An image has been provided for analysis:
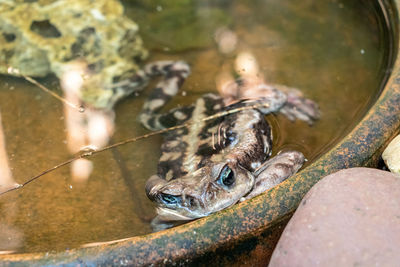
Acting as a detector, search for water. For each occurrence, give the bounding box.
[0,0,394,253]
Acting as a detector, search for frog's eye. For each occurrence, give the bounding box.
[160,193,180,205]
[218,165,235,187]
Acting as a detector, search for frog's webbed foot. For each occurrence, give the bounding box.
[221,80,319,124]
[276,86,320,125]
[241,151,305,201]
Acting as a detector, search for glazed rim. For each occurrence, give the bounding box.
[2,0,400,265]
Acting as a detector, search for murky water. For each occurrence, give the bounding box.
[0,0,394,253]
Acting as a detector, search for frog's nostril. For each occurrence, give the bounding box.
[184,196,202,210]
[187,196,196,207]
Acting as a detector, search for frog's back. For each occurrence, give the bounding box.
[157,94,272,182]
[157,94,224,180]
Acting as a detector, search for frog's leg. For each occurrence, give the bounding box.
[108,70,149,106]
[272,84,320,125]
[241,150,305,201]
[138,61,193,130]
[224,79,320,125]
[109,60,189,109]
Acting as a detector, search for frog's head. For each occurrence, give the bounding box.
[145,160,255,224]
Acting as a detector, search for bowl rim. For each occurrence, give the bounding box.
[2,0,400,265]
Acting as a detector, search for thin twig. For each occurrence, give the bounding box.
[0,102,270,196]
[7,66,84,112]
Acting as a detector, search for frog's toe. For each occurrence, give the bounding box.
[280,91,320,124]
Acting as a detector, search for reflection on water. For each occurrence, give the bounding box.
[0,0,394,253]
[61,61,115,181]
[214,27,238,55]
[0,113,23,254]
[0,113,17,191]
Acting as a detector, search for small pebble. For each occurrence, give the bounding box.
[382,134,400,173]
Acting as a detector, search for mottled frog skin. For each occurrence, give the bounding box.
[137,61,319,230]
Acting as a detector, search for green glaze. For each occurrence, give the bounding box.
[125,1,231,51]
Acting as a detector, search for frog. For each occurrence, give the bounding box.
[138,61,320,231]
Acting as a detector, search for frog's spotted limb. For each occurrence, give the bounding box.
[109,61,190,112]
[137,61,191,130]
[272,84,320,125]
[222,79,320,124]
[240,150,305,201]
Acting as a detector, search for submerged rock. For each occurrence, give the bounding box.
[269,167,400,267]
[0,0,147,108]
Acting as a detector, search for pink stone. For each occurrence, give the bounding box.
[269,167,400,267]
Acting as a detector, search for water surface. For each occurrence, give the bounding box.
[0,0,393,253]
